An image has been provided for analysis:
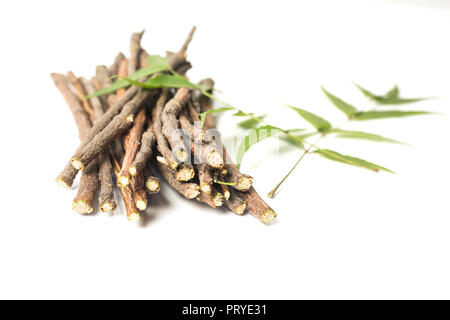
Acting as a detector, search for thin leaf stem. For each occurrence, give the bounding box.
[267,134,323,198]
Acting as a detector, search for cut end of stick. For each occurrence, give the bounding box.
[186,185,201,199]
[118,175,130,187]
[213,192,224,207]
[126,114,135,123]
[206,150,224,168]
[175,167,195,181]
[71,158,84,171]
[223,190,231,200]
[127,212,141,221]
[136,199,148,211]
[100,201,116,213]
[200,183,212,194]
[236,176,253,192]
[56,177,71,189]
[146,178,161,194]
[235,202,247,215]
[72,200,93,215]
[261,210,277,224]
[175,149,188,163]
[129,165,137,176]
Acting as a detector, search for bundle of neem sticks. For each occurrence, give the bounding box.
[52,27,276,224]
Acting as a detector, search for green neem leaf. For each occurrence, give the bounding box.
[354,110,433,120]
[236,125,282,169]
[237,114,267,129]
[147,54,171,70]
[124,74,199,89]
[286,105,332,132]
[331,129,406,144]
[354,83,429,105]
[385,85,399,99]
[85,55,171,98]
[233,111,252,117]
[198,107,235,127]
[321,86,358,117]
[314,149,394,173]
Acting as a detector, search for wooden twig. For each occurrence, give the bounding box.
[109,52,126,76]
[153,89,178,169]
[118,108,146,186]
[51,73,91,188]
[197,164,213,194]
[224,192,247,215]
[111,154,140,221]
[71,90,150,170]
[197,190,224,208]
[143,166,161,194]
[154,159,200,199]
[161,88,190,162]
[129,124,156,177]
[81,78,116,212]
[236,187,276,224]
[131,171,147,211]
[128,30,145,75]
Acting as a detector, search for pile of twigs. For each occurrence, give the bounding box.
[52,28,276,224]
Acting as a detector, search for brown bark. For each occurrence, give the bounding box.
[224,192,247,215]
[197,164,213,194]
[66,73,100,214]
[118,108,146,186]
[197,191,224,209]
[128,30,144,75]
[111,153,140,221]
[129,124,156,177]
[161,88,190,162]
[67,71,95,119]
[51,73,91,187]
[71,90,150,170]
[116,58,129,98]
[81,78,116,212]
[131,171,147,211]
[109,52,126,76]
[236,187,276,224]
[153,89,178,169]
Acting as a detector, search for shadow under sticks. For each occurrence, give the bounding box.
[138,189,170,227]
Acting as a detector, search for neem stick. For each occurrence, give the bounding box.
[81,78,117,213]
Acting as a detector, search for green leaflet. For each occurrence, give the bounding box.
[354,83,429,105]
[85,55,171,98]
[233,111,251,117]
[237,114,267,129]
[123,74,199,89]
[286,105,332,132]
[147,54,171,70]
[354,110,432,120]
[236,125,282,169]
[385,85,399,99]
[321,86,358,117]
[331,129,406,144]
[198,107,235,127]
[314,149,394,173]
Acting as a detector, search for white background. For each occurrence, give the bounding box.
[0,0,449,299]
